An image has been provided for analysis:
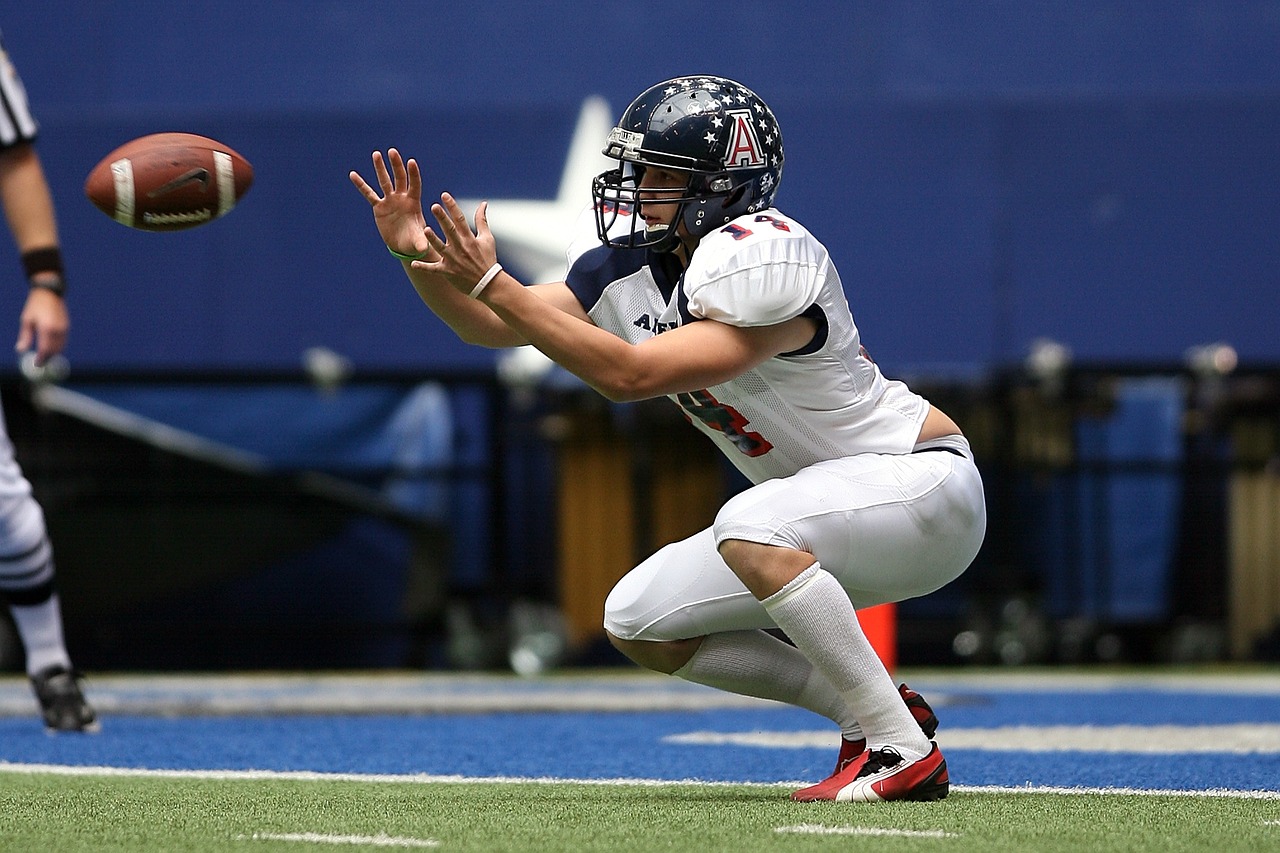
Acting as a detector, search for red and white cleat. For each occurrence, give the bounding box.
[791,736,870,803]
[790,683,939,803]
[827,743,950,803]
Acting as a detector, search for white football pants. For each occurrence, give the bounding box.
[604,436,987,641]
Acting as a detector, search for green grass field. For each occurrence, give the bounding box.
[3,770,1278,852]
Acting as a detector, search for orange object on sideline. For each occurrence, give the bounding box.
[857,603,897,673]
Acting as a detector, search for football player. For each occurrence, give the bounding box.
[352,75,985,802]
[0,30,98,733]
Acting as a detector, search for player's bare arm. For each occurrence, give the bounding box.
[0,143,68,364]
[488,289,816,402]
[351,150,586,348]
[418,191,815,402]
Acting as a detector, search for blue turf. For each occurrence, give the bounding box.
[2,686,1279,792]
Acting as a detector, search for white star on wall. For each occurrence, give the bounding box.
[457,96,615,285]
[455,97,617,387]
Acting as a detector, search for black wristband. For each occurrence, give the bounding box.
[21,246,64,279]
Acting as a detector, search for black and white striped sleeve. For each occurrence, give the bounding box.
[0,35,39,149]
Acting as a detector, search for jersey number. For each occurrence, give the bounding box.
[720,215,792,240]
[675,390,773,457]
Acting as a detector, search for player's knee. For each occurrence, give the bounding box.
[711,481,804,552]
[605,631,703,674]
[602,574,647,641]
[717,538,817,600]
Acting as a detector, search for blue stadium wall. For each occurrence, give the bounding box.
[1,3,1277,668]
[2,1,1277,374]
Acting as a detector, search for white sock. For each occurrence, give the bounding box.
[673,629,861,737]
[9,594,73,676]
[761,563,929,760]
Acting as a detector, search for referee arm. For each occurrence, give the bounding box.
[1,39,69,365]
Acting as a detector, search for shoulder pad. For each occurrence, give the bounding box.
[685,212,826,326]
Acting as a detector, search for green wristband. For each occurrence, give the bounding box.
[388,245,428,261]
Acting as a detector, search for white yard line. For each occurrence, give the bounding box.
[241,833,439,848]
[776,824,958,838]
[2,761,1278,799]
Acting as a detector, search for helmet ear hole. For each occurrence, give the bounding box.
[723,184,748,209]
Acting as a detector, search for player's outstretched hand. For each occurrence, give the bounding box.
[349,149,438,261]
[415,193,500,297]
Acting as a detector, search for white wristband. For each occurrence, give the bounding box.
[469,263,503,299]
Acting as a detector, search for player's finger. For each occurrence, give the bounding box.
[416,227,442,261]
[439,193,471,231]
[14,323,31,354]
[389,148,408,187]
[422,226,447,252]
[410,253,450,278]
[348,170,380,203]
[37,333,64,366]
[430,201,459,237]
[372,150,393,191]
[473,201,491,238]
[406,159,422,197]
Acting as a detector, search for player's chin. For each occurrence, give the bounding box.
[645,225,685,254]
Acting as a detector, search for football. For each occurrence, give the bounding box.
[84,132,253,231]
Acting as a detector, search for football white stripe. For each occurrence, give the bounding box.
[110,158,135,227]
[214,150,234,216]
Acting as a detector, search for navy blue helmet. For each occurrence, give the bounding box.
[592,76,784,252]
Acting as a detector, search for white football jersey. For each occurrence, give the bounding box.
[565,208,930,484]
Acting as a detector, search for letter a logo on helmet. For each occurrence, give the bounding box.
[725,110,764,168]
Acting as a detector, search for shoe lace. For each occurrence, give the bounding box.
[856,747,905,778]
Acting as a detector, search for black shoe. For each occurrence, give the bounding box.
[30,666,100,734]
